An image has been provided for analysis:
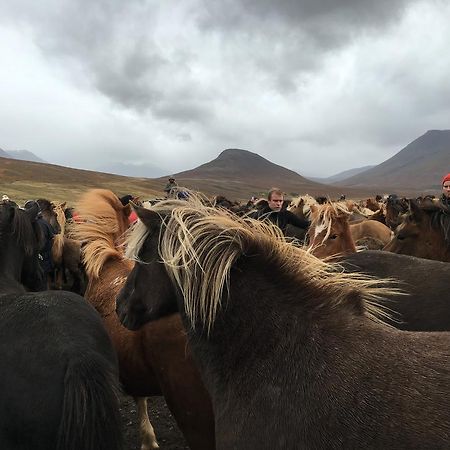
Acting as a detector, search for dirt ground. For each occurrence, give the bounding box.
[119,393,190,450]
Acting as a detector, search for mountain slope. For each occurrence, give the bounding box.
[338,130,450,191]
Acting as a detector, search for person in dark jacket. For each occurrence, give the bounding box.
[442,173,450,207]
[251,188,310,234]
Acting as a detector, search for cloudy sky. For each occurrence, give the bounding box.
[1,0,449,177]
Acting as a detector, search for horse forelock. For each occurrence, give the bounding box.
[129,197,397,335]
[310,203,351,244]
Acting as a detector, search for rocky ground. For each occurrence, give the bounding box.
[119,393,189,450]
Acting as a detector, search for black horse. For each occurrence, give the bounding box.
[0,202,123,450]
[342,250,450,331]
[117,200,450,449]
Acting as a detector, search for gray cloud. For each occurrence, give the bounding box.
[0,0,449,178]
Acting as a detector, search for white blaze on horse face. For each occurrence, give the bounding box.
[314,222,327,239]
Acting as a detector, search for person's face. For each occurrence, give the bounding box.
[268,193,284,211]
[443,181,450,198]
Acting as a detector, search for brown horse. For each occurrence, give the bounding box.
[308,203,390,258]
[73,189,214,450]
[384,198,450,261]
[116,198,450,449]
[51,202,85,294]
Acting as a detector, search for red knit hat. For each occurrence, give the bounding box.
[442,173,450,185]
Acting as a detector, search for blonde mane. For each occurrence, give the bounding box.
[72,189,130,278]
[52,203,66,265]
[310,202,352,245]
[126,197,397,334]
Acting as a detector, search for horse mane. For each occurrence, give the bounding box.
[126,197,396,334]
[310,202,351,245]
[72,189,130,278]
[52,203,66,264]
[1,205,42,257]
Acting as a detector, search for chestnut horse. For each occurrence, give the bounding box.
[73,189,214,450]
[384,198,450,261]
[51,202,85,294]
[308,203,390,259]
[117,198,450,449]
[0,201,123,450]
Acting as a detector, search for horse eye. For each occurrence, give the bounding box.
[396,233,406,241]
[329,234,338,240]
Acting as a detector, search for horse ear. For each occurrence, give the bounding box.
[60,201,67,209]
[133,205,162,231]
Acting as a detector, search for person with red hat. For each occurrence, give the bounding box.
[441,173,450,206]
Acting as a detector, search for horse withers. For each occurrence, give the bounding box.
[0,202,123,450]
[117,198,450,449]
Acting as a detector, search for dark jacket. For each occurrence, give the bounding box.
[251,205,310,234]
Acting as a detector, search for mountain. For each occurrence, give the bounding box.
[337,130,450,192]
[0,148,10,158]
[309,165,375,184]
[159,148,375,199]
[7,150,46,163]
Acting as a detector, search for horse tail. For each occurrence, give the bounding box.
[57,355,124,450]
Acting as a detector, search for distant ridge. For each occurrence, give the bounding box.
[310,165,375,184]
[0,148,45,163]
[338,130,450,192]
[7,150,46,163]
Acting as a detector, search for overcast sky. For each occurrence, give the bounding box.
[1,0,449,177]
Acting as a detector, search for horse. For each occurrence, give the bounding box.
[36,198,61,234]
[51,202,86,294]
[72,189,214,450]
[384,198,450,262]
[385,194,409,230]
[308,203,389,259]
[0,202,123,450]
[341,250,450,331]
[116,198,450,449]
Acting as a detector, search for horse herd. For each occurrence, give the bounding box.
[1,189,450,449]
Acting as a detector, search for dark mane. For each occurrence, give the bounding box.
[3,206,42,257]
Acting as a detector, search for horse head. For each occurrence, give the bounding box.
[307,203,356,259]
[384,199,450,261]
[116,205,177,330]
[37,198,61,234]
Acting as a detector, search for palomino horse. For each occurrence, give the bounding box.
[342,250,450,331]
[384,198,450,261]
[308,203,391,258]
[117,198,450,449]
[0,202,123,450]
[51,202,85,294]
[73,189,214,450]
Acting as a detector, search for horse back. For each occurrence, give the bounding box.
[0,291,122,450]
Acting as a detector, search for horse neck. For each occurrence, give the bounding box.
[0,240,26,293]
[184,255,366,394]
